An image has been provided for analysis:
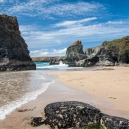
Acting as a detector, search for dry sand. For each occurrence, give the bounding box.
[47,66,129,113]
[48,67,129,112]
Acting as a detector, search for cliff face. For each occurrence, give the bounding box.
[84,36,129,66]
[0,14,36,71]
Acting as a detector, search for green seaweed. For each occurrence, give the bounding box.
[0,14,8,20]
[85,124,105,129]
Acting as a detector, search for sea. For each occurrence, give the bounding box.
[0,61,96,120]
[35,61,83,70]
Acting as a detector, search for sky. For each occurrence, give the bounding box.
[0,0,129,57]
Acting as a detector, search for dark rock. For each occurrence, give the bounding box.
[101,114,129,129]
[32,36,129,67]
[66,40,86,64]
[32,56,66,65]
[44,101,101,128]
[0,14,36,71]
[49,57,60,65]
[75,59,86,67]
[84,36,129,66]
[17,106,36,112]
[28,117,44,127]
[84,46,115,66]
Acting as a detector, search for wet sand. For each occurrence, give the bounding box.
[0,67,129,129]
[0,74,115,129]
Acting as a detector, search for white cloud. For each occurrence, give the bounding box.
[0,0,5,2]
[53,48,67,54]
[106,21,124,25]
[20,19,129,50]
[30,48,67,57]
[0,0,19,3]
[19,25,39,32]
[55,17,97,27]
[5,1,104,18]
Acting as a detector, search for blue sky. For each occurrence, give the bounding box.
[0,0,129,57]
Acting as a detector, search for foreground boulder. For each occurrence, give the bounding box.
[44,101,101,128]
[0,14,36,71]
[101,114,129,129]
[29,101,129,129]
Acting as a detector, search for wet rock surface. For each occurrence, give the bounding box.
[28,101,129,129]
[44,101,101,128]
[28,117,44,127]
[101,114,129,129]
[0,14,36,71]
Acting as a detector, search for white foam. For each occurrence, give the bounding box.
[36,61,83,70]
[59,61,68,67]
[0,80,54,120]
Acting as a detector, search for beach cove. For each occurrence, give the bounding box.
[1,0,129,128]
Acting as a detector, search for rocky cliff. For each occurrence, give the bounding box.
[84,36,129,66]
[0,14,36,71]
[33,36,129,67]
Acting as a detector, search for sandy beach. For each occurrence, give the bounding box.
[47,66,129,113]
[0,67,129,129]
[0,74,108,129]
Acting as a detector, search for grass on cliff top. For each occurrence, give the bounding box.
[85,124,104,129]
[102,36,129,56]
[0,14,8,19]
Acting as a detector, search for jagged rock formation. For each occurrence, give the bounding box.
[0,14,36,71]
[32,36,129,67]
[65,37,129,67]
[65,40,86,66]
[84,36,129,66]
[29,101,129,129]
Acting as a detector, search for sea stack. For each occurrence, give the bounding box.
[66,40,86,62]
[0,14,36,71]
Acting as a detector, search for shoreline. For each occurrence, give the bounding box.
[0,71,55,121]
[0,73,109,129]
[0,67,129,128]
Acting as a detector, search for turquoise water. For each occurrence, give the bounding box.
[34,61,101,71]
[35,61,69,70]
[35,62,50,67]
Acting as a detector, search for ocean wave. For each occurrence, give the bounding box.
[0,79,54,120]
